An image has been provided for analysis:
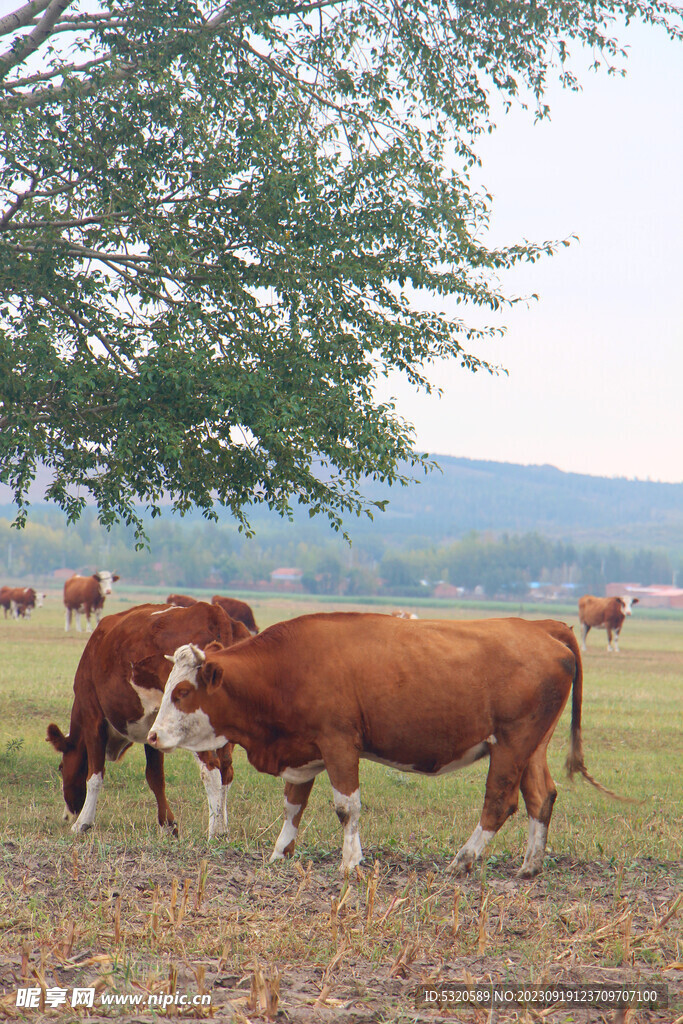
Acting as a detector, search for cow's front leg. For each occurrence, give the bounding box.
[73,722,108,833]
[606,627,614,652]
[270,778,315,862]
[145,744,178,836]
[194,747,232,839]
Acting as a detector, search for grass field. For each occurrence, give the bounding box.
[0,591,681,1022]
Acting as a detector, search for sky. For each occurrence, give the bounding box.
[377,22,683,484]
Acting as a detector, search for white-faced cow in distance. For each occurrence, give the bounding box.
[211,595,259,634]
[47,602,251,837]
[148,613,621,878]
[64,571,119,632]
[0,586,45,619]
[578,595,639,653]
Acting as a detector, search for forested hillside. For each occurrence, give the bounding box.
[1,457,681,595]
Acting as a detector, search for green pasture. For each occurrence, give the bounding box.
[0,592,681,1022]
[0,591,680,866]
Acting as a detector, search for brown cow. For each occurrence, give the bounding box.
[11,587,45,618]
[211,595,259,634]
[0,586,45,618]
[167,594,198,607]
[47,602,250,837]
[578,595,639,652]
[148,613,616,878]
[64,571,119,632]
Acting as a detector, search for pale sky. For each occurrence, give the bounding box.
[378,22,683,484]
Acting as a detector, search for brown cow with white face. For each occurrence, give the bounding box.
[211,595,259,634]
[0,586,44,618]
[64,571,119,631]
[148,613,615,878]
[47,602,250,837]
[578,595,639,652]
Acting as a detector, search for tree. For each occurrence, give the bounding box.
[1,0,680,542]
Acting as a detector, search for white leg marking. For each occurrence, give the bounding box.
[65,609,71,632]
[518,817,549,877]
[194,754,227,839]
[269,799,302,862]
[72,772,103,833]
[332,787,362,872]
[450,822,495,873]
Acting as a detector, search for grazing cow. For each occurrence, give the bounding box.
[391,609,418,620]
[167,594,198,607]
[47,602,251,837]
[578,595,639,652]
[211,595,259,634]
[64,571,119,631]
[148,613,618,878]
[0,586,44,618]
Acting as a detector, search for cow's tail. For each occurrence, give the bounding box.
[563,628,634,803]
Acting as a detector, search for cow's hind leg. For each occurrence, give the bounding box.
[270,778,315,862]
[324,752,363,873]
[580,622,590,651]
[518,747,557,878]
[450,745,523,874]
[145,744,178,836]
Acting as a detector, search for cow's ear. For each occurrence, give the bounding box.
[113,575,120,582]
[632,598,639,605]
[199,662,223,694]
[47,723,74,753]
[205,640,223,654]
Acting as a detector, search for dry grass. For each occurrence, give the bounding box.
[0,592,681,1021]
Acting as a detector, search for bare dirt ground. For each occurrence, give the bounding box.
[0,841,680,1023]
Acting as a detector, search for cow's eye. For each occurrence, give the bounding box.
[173,685,192,703]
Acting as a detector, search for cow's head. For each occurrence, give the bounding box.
[147,644,225,753]
[95,571,119,596]
[619,596,639,615]
[46,724,87,818]
[35,592,46,607]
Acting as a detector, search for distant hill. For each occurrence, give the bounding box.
[2,456,682,552]
[349,456,683,549]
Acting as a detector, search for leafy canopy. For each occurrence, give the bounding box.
[1,0,680,542]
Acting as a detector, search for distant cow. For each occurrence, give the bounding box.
[166,594,198,607]
[578,595,639,652]
[64,571,119,631]
[0,586,44,619]
[148,613,619,878]
[47,602,251,837]
[391,609,418,620]
[211,595,259,634]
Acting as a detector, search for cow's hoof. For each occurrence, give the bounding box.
[448,854,474,876]
[516,864,541,879]
[72,821,92,834]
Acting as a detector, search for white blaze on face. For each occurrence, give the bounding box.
[622,597,635,615]
[148,644,223,752]
[97,571,115,596]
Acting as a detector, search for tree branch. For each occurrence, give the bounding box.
[0,0,52,38]
[0,0,76,81]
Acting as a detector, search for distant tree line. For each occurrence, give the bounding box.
[1,509,678,599]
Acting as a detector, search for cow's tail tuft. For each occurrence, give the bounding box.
[564,630,635,804]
